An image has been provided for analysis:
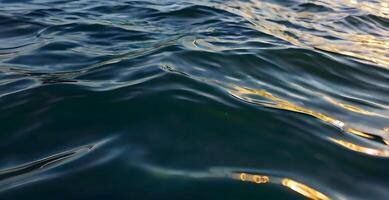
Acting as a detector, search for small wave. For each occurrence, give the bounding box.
[133,162,332,200]
[0,138,111,192]
[0,0,388,199]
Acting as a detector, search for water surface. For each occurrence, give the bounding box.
[0,0,389,199]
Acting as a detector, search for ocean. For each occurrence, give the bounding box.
[0,0,388,199]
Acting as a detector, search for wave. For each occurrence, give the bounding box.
[0,0,388,199]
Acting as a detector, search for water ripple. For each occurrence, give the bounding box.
[0,138,111,192]
[0,0,389,199]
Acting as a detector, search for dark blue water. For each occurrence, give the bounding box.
[1,0,389,199]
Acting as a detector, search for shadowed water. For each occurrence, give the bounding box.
[0,0,388,199]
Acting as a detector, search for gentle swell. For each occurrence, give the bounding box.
[0,0,388,199]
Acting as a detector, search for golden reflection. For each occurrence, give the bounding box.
[203,0,389,68]
[232,172,331,200]
[140,163,333,199]
[230,86,346,129]
[229,86,389,151]
[240,172,247,181]
[141,159,332,199]
[324,96,386,118]
[330,138,389,157]
[282,178,331,200]
[317,0,389,19]
[238,173,269,184]
[346,128,374,139]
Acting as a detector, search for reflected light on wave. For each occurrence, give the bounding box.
[203,0,389,68]
[237,172,269,184]
[138,163,331,200]
[316,0,389,19]
[281,178,331,200]
[233,172,330,200]
[160,63,389,157]
[324,96,387,119]
[330,138,389,157]
[232,172,330,200]
[229,86,389,156]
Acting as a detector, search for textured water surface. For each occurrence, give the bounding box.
[0,0,389,199]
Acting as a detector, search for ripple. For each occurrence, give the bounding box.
[196,0,389,68]
[330,138,389,157]
[135,163,332,200]
[0,0,389,199]
[159,63,389,157]
[0,138,110,192]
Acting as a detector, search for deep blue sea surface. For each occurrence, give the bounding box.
[0,0,389,199]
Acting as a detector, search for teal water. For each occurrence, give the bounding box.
[0,0,389,199]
